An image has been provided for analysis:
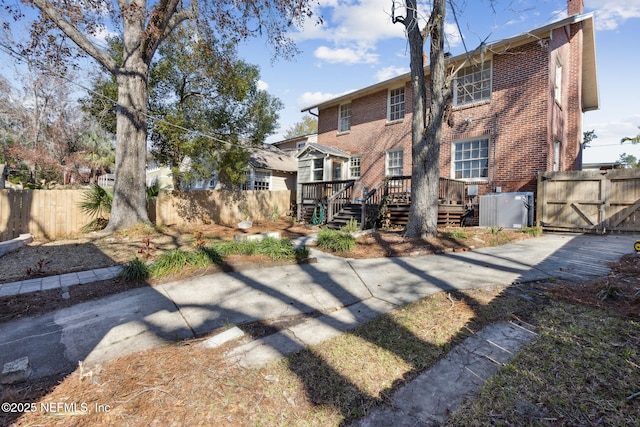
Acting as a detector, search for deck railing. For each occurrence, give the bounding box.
[300,179,355,203]
[382,176,465,205]
[326,181,354,223]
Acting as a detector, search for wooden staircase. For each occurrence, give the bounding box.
[298,176,469,229]
[325,203,362,229]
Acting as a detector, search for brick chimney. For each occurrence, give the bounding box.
[567,0,584,15]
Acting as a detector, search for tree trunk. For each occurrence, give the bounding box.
[403,0,448,238]
[105,12,151,231]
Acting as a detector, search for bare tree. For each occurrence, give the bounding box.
[393,0,451,238]
[4,0,317,231]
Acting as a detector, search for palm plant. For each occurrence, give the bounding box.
[79,183,113,231]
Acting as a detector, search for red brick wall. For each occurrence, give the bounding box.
[316,23,584,198]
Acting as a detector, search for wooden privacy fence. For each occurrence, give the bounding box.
[1,189,295,241]
[154,190,294,227]
[537,169,640,233]
[0,189,95,241]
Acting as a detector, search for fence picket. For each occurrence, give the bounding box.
[0,189,295,241]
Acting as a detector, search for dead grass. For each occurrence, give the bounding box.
[2,228,639,426]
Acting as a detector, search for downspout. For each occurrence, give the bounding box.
[492,113,498,192]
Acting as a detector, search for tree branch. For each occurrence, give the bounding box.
[30,0,117,73]
[144,0,193,62]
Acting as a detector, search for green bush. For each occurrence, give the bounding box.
[212,237,308,261]
[520,226,543,237]
[316,228,356,253]
[445,230,468,240]
[122,258,149,281]
[340,217,360,233]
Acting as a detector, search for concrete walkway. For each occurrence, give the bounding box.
[0,232,636,424]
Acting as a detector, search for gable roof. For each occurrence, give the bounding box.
[249,144,298,173]
[272,133,318,148]
[296,143,351,159]
[302,13,598,113]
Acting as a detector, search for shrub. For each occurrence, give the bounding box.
[316,228,356,253]
[340,217,360,233]
[148,249,211,278]
[520,226,543,237]
[122,258,149,281]
[211,237,308,261]
[445,230,468,240]
[257,237,296,260]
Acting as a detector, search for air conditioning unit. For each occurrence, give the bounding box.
[479,192,534,228]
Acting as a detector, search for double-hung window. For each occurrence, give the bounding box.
[312,158,324,181]
[454,61,492,106]
[554,59,563,104]
[349,156,361,179]
[386,149,403,176]
[453,138,489,180]
[388,87,405,122]
[338,103,351,133]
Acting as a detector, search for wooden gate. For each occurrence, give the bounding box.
[537,169,640,233]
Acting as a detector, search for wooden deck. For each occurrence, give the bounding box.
[299,176,469,228]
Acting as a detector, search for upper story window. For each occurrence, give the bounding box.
[296,141,307,151]
[338,103,351,133]
[388,87,405,122]
[349,156,361,178]
[554,59,563,104]
[453,137,489,180]
[386,149,404,176]
[454,61,492,106]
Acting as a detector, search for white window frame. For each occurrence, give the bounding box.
[296,141,307,151]
[312,158,324,182]
[387,87,405,122]
[452,137,490,181]
[386,149,404,177]
[554,59,563,104]
[454,61,492,106]
[252,169,271,190]
[241,168,271,190]
[338,102,351,133]
[349,156,361,179]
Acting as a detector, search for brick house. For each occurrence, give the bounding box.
[298,0,598,226]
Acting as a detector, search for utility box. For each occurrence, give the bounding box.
[479,192,534,228]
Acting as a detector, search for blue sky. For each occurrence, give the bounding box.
[237,0,640,165]
[1,1,638,165]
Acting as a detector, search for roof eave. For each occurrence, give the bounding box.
[581,15,599,111]
[302,13,599,113]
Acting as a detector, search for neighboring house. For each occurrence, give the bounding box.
[582,162,623,171]
[300,0,598,209]
[146,160,174,189]
[272,133,318,154]
[177,143,298,191]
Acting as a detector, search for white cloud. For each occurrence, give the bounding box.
[375,65,408,81]
[257,80,269,91]
[90,25,118,45]
[314,45,379,64]
[295,0,404,45]
[590,115,640,142]
[297,90,355,109]
[586,0,640,30]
